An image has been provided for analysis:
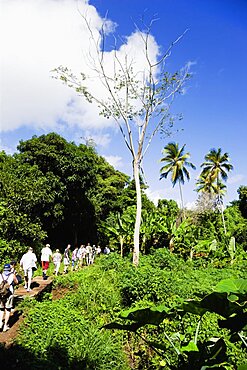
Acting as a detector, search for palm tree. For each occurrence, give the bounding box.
[196,173,227,218]
[200,148,233,186]
[199,148,233,234]
[160,142,196,217]
[196,172,227,195]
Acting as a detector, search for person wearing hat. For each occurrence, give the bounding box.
[20,247,37,292]
[0,263,18,332]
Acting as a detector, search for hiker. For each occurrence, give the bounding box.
[92,245,97,263]
[85,243,93,265]
[103,246,110,255]
[10,260,17,274]
[0,263,18,332]
[9,260,22,313]
[71,247,78,271]
[41,243,53,280]
[52,249,62,276]
[96,245,101,255]
[63,244,71,274]
[20,247,37,292]
[77,245,86,267]
[10,260,22,285]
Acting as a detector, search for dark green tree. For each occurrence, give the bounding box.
[160,142,196,217]
[238,185,247,219]
[16,133,129,247]
[0,151,54,259]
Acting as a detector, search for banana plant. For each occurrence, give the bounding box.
[102,207,135,256]
[140,210,162,253]
[104,279,247,370]
[228,236,236,264]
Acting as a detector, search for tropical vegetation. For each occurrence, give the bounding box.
[0,133,246,369]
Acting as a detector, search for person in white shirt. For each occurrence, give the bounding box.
[20,247,37,292]
[52,249,62,276]
[0,263,18,332]
[86,243,93,265]
[77,245,86,268]
[41,243,53,280]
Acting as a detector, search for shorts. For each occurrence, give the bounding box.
[0,294,14,310]
[54,262,60,271]
[42,261,49,270]
[64,257,70,266]
[24,267,33,280]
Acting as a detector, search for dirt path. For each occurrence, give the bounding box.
[0,276,53,347]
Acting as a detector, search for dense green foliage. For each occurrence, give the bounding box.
[0,133,159,262]
[16,133,130,247]
[1,251,246,369]
[0,134,133,260]
[237,186,247,219]
[0,133,246,265]
[0,133,247,369]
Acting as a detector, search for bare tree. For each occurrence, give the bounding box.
[52,14,190,266]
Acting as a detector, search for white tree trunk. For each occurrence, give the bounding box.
[120,236,124,257]
[179,181,185,219]
[220,204,227,235]
[133,159,142,266]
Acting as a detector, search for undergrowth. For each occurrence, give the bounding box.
[1,249,246,369]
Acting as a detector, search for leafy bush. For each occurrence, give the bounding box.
[3,248,246,370]
[104,279,247,370]
[13,265,128,369]
[0,238,27,267]
[16,300,128,370]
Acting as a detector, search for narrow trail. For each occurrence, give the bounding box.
[0,276,53,348]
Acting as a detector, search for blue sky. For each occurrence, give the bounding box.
[1,0,246,207]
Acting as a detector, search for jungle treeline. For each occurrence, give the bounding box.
[0,132,246,264]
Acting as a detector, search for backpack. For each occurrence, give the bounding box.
[0,274,12,300]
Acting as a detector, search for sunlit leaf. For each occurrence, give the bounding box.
[180,341,199,352]
[215,279,247,295]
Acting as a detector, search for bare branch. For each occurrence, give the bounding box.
[152,29,189,68]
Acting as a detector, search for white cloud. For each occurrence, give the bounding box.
[0,141,15,155]
[144,189,162,206]
[0,0,160,134]
[185,201,196,210]
[228,174,245,185]
[83,131,112,148]
[103,155,123,169]
[145,187,181,206]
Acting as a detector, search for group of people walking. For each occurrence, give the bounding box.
[63,243,103,274]
[0,242,108,332]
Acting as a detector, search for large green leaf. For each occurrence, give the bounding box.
[205,338,227,365]
[182,300,208,316]
[119,304,171,326]
[200,292,243,318]
[238,365,247,370]
[215,279,247,295]
[180,341,199,353]
[218,312,247,333]
[183,291,243,318]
